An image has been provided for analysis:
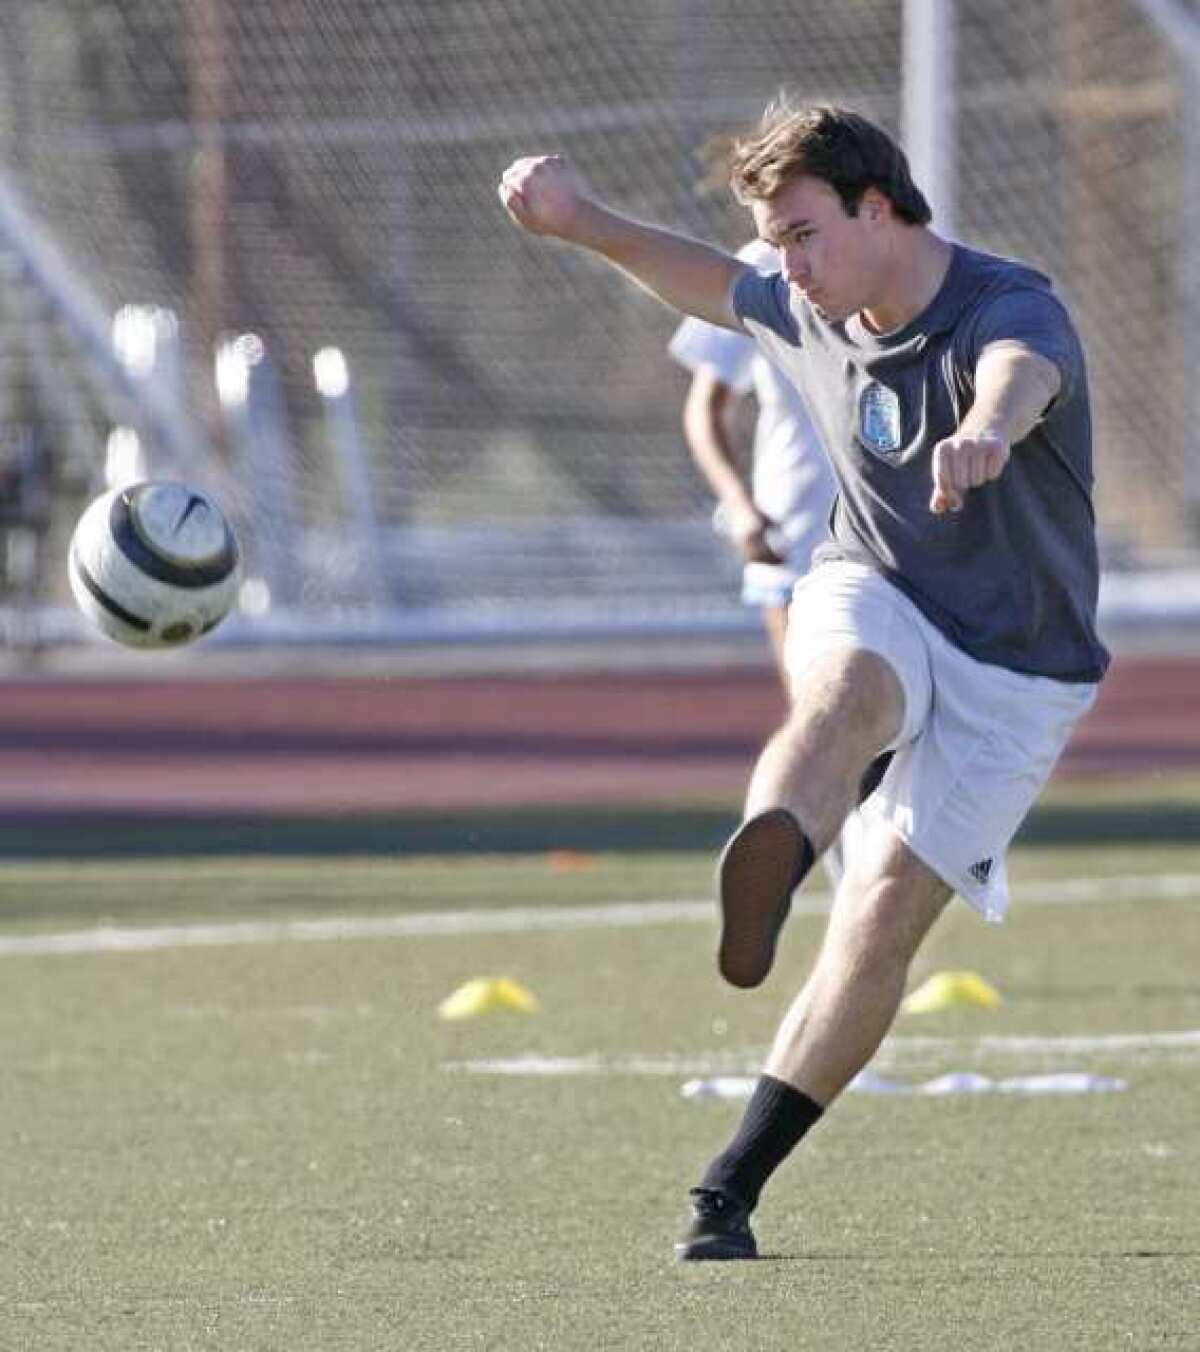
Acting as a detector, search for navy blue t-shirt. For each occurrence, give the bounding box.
[733,243,1109,682]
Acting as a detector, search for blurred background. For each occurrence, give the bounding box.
[4,13,1199,1340]
[1,0,1199,656]
[6,16,1200,1345]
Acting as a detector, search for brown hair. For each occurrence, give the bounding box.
[728,100,932,225]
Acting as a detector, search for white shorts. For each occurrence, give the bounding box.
[742,560,800,609]
[784,562,1098,921]
[740,511,830,610]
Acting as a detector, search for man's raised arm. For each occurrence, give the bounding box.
[929,342,1062,515]
[499,154,748,331]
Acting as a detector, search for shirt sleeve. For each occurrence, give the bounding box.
[732,269,801,347]
[667,315,756,394]
[965,287,1085,403]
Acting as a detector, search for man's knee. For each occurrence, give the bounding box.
[826,880,909,971]
[788,647,905,758]
[827,849,952,968]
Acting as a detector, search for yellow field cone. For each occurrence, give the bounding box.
[902,970,1003,1014]
[438,977,541,1020]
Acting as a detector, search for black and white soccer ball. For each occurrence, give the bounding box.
[68,481,242,649]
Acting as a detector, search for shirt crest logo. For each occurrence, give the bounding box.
[858,382,903,457]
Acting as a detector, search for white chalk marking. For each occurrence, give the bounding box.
[0,899,712,957]
[680,1070,1131,1099]
[0,871,1196,959]
[446,1030,1200,1078]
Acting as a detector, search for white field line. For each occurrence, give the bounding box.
[445,1030,1200,1078]
[0,870,1197,959]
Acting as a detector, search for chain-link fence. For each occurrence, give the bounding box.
[0,0,1194,642]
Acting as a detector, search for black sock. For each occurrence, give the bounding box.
[699,1074,823,1209]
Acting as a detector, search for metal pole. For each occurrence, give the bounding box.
[1132,0,1200,540]
[187,0,230,454]
[314,348,391,607]
[1181,67,1200,538]
[902,0,957,238]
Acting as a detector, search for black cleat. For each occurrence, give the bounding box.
[857,751,894,805]
[716,807,810,988]
[675,1187,758,1262]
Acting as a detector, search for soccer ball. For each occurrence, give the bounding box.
[68,480,242,649]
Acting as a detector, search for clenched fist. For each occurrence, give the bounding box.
[929,432,1010,515]
[498,154,592,240]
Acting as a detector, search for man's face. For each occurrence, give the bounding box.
[751,174,883,323]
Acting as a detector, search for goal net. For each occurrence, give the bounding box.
[0,1,1193,645]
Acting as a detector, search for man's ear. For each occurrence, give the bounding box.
[860,187,889,224]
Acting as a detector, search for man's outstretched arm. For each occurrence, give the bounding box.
[499,154,748,331]
[929,341,1062,515]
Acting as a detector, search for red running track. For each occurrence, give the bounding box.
[0,655,1196,817]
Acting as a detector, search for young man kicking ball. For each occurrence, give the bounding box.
[499,101,1108,1260]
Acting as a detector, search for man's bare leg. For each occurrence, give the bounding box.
[763,602,850,887]
[760,603,791,695]
[681,826,952,1260]
[765,824,952,1103]
[744,646,903,847]
[680,648,915,1260]
[715,648,903,988]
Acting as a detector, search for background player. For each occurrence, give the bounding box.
[670,244,887,883]
[669,237,836,688]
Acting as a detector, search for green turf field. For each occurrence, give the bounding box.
[2,801,1198,1348]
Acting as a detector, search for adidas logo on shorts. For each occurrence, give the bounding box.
[968,858,994,885]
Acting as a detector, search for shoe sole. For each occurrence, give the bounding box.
[674,1237,758,1261]
[716,807,806,988]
